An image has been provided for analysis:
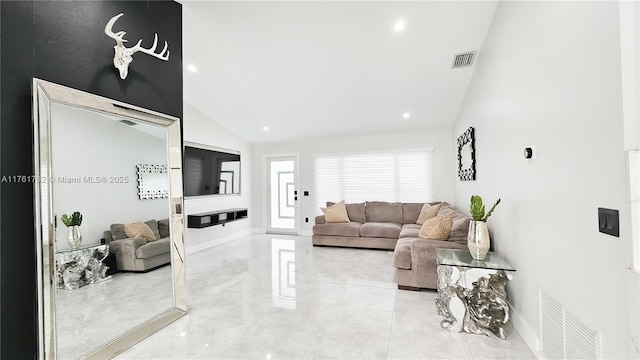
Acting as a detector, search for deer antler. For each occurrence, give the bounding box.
[105,13,128,46]
[130,34,170,61]
[104,13,170,80]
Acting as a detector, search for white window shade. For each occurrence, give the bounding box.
[313,149,434,212]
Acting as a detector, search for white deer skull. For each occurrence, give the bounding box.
[104,13,170,80]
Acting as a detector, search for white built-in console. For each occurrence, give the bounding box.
[187,208,248,228]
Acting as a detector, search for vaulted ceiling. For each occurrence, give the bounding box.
[181,1,498,144]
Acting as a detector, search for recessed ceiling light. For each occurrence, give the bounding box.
[187,64,197,72]
[402,112,411,119]
[394,21,405,32]
[263,126,270,131]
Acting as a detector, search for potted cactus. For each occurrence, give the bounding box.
[61,211,83,250]
[468,196,500,260]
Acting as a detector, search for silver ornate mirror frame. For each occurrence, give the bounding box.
[32,79,187,359]
[137,164,170,200]
[457,126,476,181]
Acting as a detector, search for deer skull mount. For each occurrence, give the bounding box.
[104,13,170,80]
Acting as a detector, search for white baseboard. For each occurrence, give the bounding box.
[186,229,253,255]
[511,306,542,358]
[628,269,640,358]
[252,227,265,234]
[300,230,313,236]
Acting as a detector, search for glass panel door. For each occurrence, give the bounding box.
[267,156,299,234]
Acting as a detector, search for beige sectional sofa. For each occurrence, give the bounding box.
[312,201,470,290]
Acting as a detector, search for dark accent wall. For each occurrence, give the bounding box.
[0,1,182,357]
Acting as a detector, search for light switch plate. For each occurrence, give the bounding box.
[598,208,619,237]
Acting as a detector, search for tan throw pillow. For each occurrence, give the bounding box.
[418,213,452,240]
[416,203,442,225]
[124,221,157,242]
[321,200,350,223]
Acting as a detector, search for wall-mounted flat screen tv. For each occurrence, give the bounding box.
[184,144,241,196]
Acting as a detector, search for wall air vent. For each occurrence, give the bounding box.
[540,288,601,360]
[452,51,476,69]
[119,119,138,126]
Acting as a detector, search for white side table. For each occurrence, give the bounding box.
[435,248,515,339]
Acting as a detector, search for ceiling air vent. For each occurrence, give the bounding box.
[119,119,138,126]
[452,51,477,69]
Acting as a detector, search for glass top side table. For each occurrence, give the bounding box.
[436,248,515,272]
[55,244,111,290]
[436,248,515,340]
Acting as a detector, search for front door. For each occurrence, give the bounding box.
[266,155,299,234]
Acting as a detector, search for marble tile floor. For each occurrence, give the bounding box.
[111,233,536,360]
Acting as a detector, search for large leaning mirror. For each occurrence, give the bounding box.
[33,79,186,359]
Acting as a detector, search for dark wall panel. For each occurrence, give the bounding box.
[0,1,37,357]
[33,1,183,117]
[0,1,182,358]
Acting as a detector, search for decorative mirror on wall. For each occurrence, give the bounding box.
[32,79,186,359]
[137,164,169,200]
[457,126,476,181]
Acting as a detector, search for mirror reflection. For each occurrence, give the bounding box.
[137,164,170,199]
[460,143,473,170]
[49,103,173,358]
[271,238,296,309]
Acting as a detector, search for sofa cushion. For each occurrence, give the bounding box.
[393,238,412,269]
[111,220,161,241]
[399,224,421,238]
[145,219,161,240]
[322,201,350,223]
[360,222,401,239]
[110,223,128,240]
[402,203,424,224]
[438,203,472,244]
[313,222,362,237]
[125,221,157,242]
[135,237,170,258]
[327,201,366,223]
[419,213,453,240]
[158,219,170,238]
[417,203,441,225]
[365,201,403,223]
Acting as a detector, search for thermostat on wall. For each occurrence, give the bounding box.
[524,146,536,160]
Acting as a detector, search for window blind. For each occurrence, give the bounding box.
[313,149,434,212]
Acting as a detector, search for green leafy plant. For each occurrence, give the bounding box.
[470,195,501,222]
[61,211,83,227]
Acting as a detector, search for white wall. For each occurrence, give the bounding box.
[251,129,455,235]
[51,104,169,251]
[183,103,253,253]
[619,1,640,354]
[453,1,633,358]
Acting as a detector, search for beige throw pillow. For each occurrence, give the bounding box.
[416,203,442,225]
[418,213,452,240]
[321,200,350,223]
[124,221,157,242]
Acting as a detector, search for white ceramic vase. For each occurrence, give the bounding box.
[467,220,490,260]
[67,225,83,250]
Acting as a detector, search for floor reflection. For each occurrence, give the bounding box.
[55,265,173,359]
[271,238,296,309]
